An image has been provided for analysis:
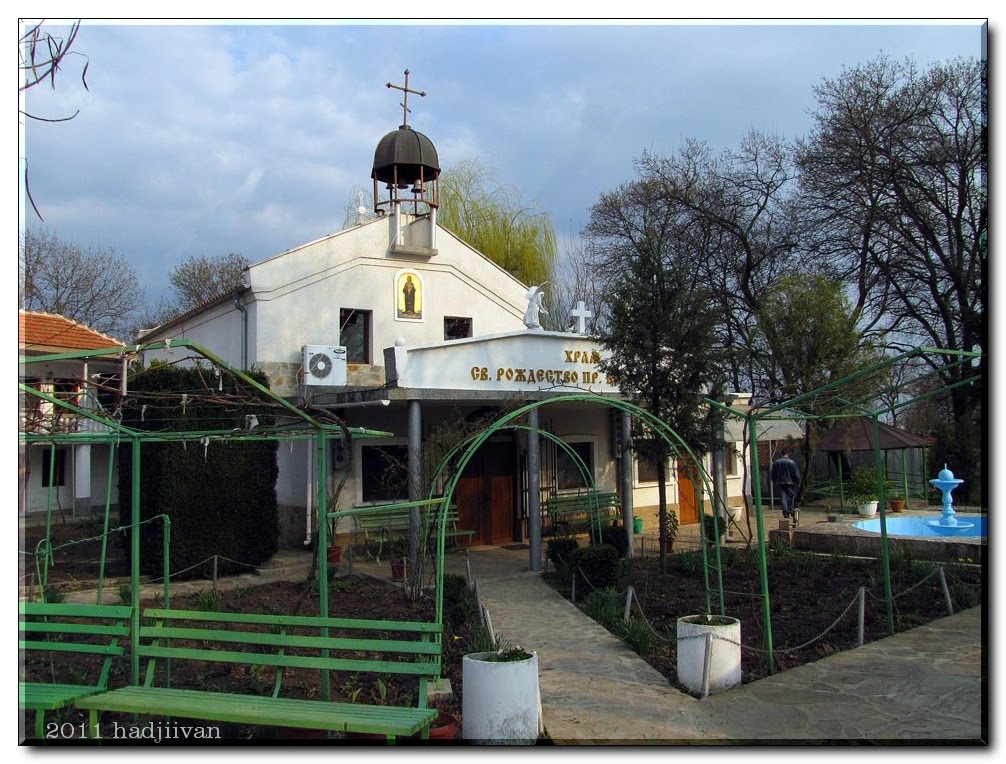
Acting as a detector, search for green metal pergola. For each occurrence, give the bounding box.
[19,339,392,686]
[707,346,983,672]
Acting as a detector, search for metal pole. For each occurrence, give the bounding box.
[97,441,116,604]
[902,448,911,509]
[407,400,422,576]
[701,632,714,699]
[872,415,895,635]
[620,410,634,558]
[938,566,954,615]
[713,417,728,528]
[527,406,542,572]
[857,587,866,646]
[623,586,634,623]
[316,432,331,701]
[748,415,775,674]
[131,439,141,686]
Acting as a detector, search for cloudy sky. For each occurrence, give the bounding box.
[20,18,984,306]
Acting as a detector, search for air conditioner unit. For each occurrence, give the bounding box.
[302,345,347,387]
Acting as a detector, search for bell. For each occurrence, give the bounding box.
[411,180,424,194]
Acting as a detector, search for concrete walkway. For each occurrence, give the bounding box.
[450,545,986,744]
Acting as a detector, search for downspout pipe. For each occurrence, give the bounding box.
[232,290,248,371]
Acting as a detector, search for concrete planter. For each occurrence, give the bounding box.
[676,615,741,696]
[462,651,540,744]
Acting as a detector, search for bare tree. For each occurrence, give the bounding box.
[796,54,985,493]
[544,235,608,334]
[168,253,250,311]
[19,228,143,340]
[19,19,88,221]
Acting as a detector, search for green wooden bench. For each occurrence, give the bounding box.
[76,608,442,742]
[19,601,132,740]
[427,506,475,551]
[358,503,474,562]
[546,490,621,539]
[356,507,413,563]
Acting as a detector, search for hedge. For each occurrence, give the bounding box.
[117,364,279,577]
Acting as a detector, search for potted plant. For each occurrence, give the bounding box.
[850,465,879,517]
[887,491,906,513]
[388,536,408,580]
[326,543,343,565]
[676,614,742,696]
[659,510,678,553]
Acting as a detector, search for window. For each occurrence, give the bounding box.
[444,316,472,341]
[340,309,371,364]
[555,441,594,490]
[636,456,660,484]
[360,444,408,502]
[726,445,739,476]
[40,447,67,487]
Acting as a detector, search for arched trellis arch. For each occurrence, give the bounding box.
[426,394,726,617]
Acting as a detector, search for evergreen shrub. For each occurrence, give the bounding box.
[569,543,620,590]
[118,364,279,577]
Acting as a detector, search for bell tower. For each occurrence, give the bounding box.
[371,69,440,254]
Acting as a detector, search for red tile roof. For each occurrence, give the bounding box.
[19,311,125,353]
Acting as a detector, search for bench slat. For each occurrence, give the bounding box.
[20,639,124,657]
[139,644,440,676]
[143,608,441,633]
[19,603,132,619]
[77,687,437,735]
[21,622,130,638]
[19,682,106,711]
[142,626,441,655]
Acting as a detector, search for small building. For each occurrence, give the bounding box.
[18,310,125,516]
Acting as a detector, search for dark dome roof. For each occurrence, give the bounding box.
[372,125,440,186]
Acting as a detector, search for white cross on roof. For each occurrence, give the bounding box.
[568,301,592,334]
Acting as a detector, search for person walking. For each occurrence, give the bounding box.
[771,447,801,524]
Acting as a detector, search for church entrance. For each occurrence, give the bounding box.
[456,439,518,546]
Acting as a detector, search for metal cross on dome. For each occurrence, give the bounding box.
[386,69,426,128]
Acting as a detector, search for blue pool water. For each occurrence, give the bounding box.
[853,515,986,538]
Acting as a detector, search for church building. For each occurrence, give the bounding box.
[138,71,752,563]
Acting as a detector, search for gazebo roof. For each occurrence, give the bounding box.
[817,417,930,452]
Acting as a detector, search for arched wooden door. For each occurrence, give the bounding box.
[676,458,699,525]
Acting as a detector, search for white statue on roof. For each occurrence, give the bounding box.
[523,284,548,330]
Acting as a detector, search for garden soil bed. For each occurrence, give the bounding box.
[551,543,984,688]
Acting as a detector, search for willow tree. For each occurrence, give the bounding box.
[437,159,557,288]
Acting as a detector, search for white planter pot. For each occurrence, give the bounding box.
[462,652,540,744]
[676,615,742,696]
[857,501,878,517]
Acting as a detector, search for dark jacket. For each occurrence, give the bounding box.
[770,455,800,486]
